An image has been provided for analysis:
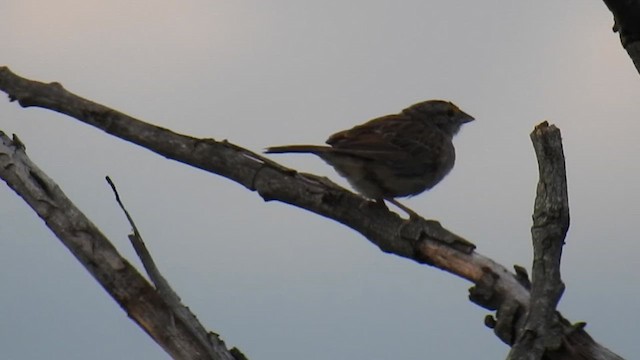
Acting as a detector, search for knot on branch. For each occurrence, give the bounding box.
[468,267,501,310]
[400,218,475,254]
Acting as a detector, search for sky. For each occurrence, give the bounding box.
[1,1,639,359]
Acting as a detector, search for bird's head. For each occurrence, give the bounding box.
[402,100,474,136]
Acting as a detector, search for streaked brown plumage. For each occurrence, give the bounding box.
[265,100,474,217]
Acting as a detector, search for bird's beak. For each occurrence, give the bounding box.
[461,111,475,123]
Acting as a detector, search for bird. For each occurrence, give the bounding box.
[265,100,474,218]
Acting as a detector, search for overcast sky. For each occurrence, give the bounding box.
[1,1,638,359]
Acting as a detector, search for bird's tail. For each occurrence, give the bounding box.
[264,145,331,154]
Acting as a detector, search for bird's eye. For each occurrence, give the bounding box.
[446,108,456,117]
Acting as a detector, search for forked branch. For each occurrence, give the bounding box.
[0,67,624,359]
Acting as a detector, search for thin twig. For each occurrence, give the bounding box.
[106,176,167,290]
[105,176,227,360]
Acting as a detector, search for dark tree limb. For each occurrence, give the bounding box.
[0,132,239,360]
[602,0,640,75]
[0,67,625,359]
[507,123,569,359]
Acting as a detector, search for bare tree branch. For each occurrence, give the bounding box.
[0,67,625,359]
[0,131,239,360]
[602,0,640,74]
[507,122,569,359]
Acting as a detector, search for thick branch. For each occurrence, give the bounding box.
[508,123,569,359]
[0,66,487,284]
[602,0,640,74]
[0,132,237,360]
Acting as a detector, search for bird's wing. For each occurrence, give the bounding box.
[326,115,408,160]
[326,114,448,166]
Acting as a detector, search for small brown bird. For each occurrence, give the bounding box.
[265,100,474,217]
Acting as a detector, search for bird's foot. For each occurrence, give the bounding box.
[387,198,421,220]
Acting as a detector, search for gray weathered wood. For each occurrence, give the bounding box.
[0,132,237,360]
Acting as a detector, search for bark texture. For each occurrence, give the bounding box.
[507,123,569,359]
